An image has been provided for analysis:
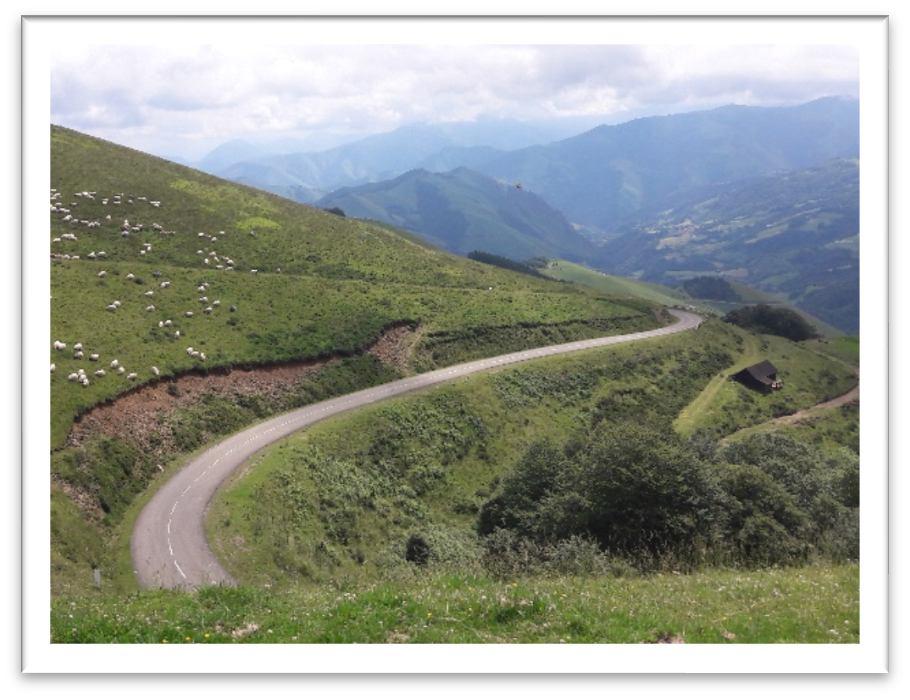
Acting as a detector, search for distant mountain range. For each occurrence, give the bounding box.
[602,158,859,332]
[200,119,593,203]
[317,167,596,262]
[193,98,859,332]
[476,97,858,233]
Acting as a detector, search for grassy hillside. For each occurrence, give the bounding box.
[674,332,857,439]
[317,167,596,262]
[53,563,858,643]
[539,260,691,308]
[603,159,858,332]
[50,126,665,594]
[206,320,855,589]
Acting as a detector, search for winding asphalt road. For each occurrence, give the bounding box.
[131,309,703,589]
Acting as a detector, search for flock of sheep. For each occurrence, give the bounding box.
[50,187,246,388]
[50,341,146,386]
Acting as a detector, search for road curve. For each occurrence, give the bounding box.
[131,309,702,589]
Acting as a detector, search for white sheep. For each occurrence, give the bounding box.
[151,366,160,376]
[185,311,194,317]
[160,281,170,288]
[212,300,221,306]
[164,319,173,327]
[250,269,258,274]
[67,372,78,382]
[146,305,156,312]
[203,306,213,314]
[97,270,106,278]
[198,296,208,303]
[113,300,121,308]
[81,377,90,387]
[199,352,206,361]
[144,290,154,297]
[126,273,135,280]
[89,353,99,362]
[186,346,194,355]
[50,363,55,373]
[110,359,119,368]
[73,350,84,359]
[73,342,83,351]
[117,366,126,375]
[127,372,137,380]
[94,369,106,377]
[174,330,181,338]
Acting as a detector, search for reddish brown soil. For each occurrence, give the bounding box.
[366,323,421,373]
[65,324,422,459]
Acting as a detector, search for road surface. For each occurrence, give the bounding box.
[131,309,702,589]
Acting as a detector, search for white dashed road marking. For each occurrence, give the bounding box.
[134,311,702,589]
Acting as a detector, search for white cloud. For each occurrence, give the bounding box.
[51,44,858,160]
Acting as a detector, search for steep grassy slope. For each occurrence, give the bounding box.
[50,126,666,594]
[207,320,854,588]
[603,159,859,332]
[317,167,596,262]
[52,126,567,288]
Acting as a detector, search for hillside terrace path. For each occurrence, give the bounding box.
[132,309,703,589]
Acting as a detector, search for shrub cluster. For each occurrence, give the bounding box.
[723,304,819,341]
[478,423,857,573]
[467,250,546,278]
[681,276,741,302]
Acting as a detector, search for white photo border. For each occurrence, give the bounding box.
[22,14,889,674]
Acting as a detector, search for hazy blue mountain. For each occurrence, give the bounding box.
[477,97,859,233]
[214,119,589,203]
[317,167,596,262]
[416,145,506,173]
[196,139,267,173]
[600,159,859,332]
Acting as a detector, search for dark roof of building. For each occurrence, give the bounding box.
[734,360,779,385]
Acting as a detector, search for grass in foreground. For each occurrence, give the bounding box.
[52,563,858,644]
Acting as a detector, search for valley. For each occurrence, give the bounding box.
[48,95,861,645]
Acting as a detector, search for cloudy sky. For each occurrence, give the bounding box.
[51,44,858,162]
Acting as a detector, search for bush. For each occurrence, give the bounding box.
[467,251,545,278]
[681,276,741,301]
[723,304,819,341]
[478,423,859,571]
[478,424,727,564]
[405,534,431,566]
